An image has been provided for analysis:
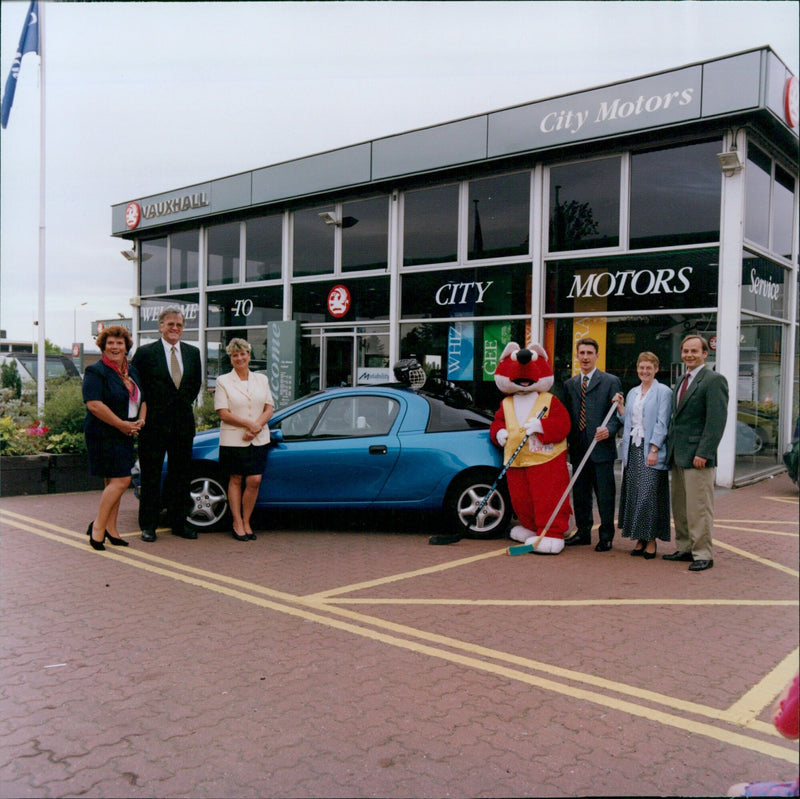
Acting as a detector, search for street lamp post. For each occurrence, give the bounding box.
[73,301,87,344]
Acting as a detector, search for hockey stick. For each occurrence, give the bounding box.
[429,407,547,546]
[508,398,619,556]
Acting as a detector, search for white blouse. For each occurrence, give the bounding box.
[630,386,647,447]
[214,370,274,447]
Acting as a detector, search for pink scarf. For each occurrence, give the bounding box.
[102,354,139,402]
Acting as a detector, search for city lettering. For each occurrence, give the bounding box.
[435,281,493,306]
[567,267,692,299]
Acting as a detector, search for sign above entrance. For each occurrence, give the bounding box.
[327,285,351,319]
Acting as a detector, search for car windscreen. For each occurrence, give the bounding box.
[423,396,492,433]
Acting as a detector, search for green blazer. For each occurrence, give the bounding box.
[667,367,729,468]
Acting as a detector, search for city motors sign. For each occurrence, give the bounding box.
[567,266,692,299]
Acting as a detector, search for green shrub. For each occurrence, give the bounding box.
[194,390,219,431]
[43,379,85,435]
[0,360,22,399]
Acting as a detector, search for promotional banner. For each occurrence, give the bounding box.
[482,321,511,381]
[447,321,475,381]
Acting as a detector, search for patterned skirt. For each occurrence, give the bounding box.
[617,441,671,542]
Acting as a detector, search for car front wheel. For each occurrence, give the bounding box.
[186,467,230,531]
[444,470,512,538]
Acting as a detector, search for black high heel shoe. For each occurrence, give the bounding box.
[87,522,105,551]
[104,533,129,547]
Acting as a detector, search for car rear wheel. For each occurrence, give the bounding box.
[444,470,512,538]
[186,466,230,531]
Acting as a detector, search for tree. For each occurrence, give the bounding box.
[33,339,63,355]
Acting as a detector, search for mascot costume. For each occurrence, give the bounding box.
[490,342,572,554]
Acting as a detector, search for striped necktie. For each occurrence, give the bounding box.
[579,374,588,431]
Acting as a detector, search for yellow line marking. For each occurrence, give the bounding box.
[727,649,800,724]
[303,547,506,600]
[325,598,799,607]
[764,496,799,505]
[2,510,797,763]
[716,519,797,524]
[715,540,799,577]
[716,523,798,537]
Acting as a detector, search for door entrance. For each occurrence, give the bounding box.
[318,327,390,388]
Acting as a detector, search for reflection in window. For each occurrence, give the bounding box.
[293,206,335,277]
[745,144,771,248]
[140,237,167,295]
[205,328,268,389]
[246,215,282,282]
[735,317,781,477]
[630,140,721,249]
[468,172,530,260]
[207,222,240,286]
[772,164,795,260]
[342,196,389,272]
[403,184,458,266]
[170,230,199,290]
[548,157,620,251]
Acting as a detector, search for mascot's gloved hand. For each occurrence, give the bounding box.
[523,418,544,436]
[496,428,509,447]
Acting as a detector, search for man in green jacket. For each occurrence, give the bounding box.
[664,334,729,572]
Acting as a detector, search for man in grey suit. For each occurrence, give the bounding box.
[663,334,728,571]
[132,307,203,542]
[562,337,622,551]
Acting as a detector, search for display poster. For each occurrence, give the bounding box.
[267,321,299,410]
[482,321,511,381]
[447,321,475,381]
[571,267,607,374]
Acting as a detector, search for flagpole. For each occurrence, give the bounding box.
[36,0,46,412]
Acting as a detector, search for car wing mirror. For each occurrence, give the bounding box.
[270,428,284,444]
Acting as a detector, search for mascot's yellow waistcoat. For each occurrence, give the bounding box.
[503,393,566,466]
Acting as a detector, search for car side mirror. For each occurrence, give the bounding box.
[270,428,284,444]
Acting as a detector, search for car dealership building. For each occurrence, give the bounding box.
[112,47,798,488]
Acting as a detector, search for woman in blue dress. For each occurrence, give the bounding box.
[83,325,145,550]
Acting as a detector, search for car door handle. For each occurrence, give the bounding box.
[369,445,388,455]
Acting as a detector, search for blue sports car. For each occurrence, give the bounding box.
[182,385,511,537]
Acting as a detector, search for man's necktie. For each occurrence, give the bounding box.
[579,374,588,431]
[170,346,182,389]
[678,372,690,404]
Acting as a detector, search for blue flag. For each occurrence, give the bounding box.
[1,1,40,129]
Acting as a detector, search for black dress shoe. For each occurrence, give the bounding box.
[141,529,157,542]
[565,530,591,546]
[595,540,612,552]
[104,533,129,547]
[172,527,198,540]
[662,551,693,561]
[630,545,645,556]
[688,559,713,571]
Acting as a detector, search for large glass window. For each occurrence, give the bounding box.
[206,286,283,328]
[341,196,389,272]
[246,215,282,282]
[292,276,390,322]
[206,328,268,390]
[399,319,529,410]
[745,144,771,248]
[207,222,240,286]
[468,172,530,260]
[401,263,533,320]
[629,140,721,249]
[293,206,335,277]
[140,237,168,295]
[545,248,720,315]
[170,230,199,290]
[741,252,787,319]
[548,157,620,251]
[403,184,458,266]
[735,318,782,477]
[772,164,795,261]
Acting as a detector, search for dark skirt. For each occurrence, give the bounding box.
[219,444,269,477]
[85,430,136,479]
[618,441,671,542]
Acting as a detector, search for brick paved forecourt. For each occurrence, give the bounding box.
[1,473,797,798]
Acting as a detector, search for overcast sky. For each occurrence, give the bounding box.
[1,0,798,352]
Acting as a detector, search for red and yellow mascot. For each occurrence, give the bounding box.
[489,342,572,554]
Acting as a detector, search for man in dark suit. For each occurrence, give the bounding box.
[132,307,203,542]
[664,334,728,572]
[562,337,622,551]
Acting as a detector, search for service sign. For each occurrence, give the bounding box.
[741,255,786,318]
